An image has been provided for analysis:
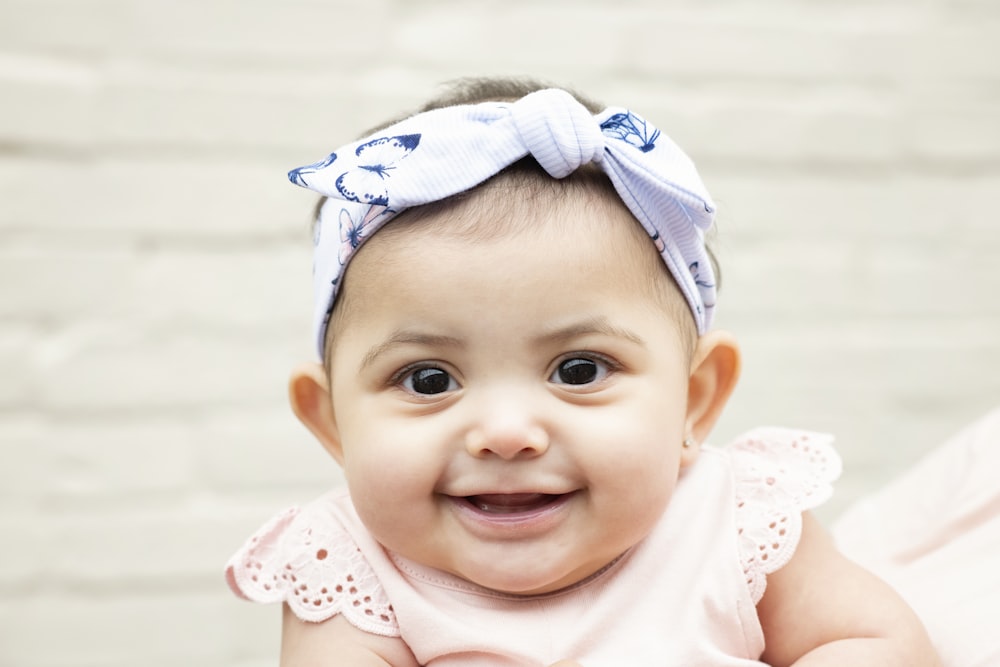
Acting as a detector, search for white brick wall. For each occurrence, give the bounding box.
[1,1,997,664]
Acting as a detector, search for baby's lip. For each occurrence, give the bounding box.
[447,491,578,534]
[464,493,562,514]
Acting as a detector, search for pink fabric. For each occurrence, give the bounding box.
[227,429,838,665]
[834,408,1000,667]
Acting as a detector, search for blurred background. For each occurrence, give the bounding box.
[1,0,998,664]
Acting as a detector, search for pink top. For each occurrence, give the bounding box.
[226,428,840,665]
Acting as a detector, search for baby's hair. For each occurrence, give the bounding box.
[315,76,719,360]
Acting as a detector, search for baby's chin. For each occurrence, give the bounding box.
[447,550,628,597]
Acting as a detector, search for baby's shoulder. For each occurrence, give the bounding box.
[224,490,400,636]
[713,428,842,603]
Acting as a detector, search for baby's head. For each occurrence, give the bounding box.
[287,78,740,595]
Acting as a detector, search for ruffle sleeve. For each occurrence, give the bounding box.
[729,427,842,604]
[224,497,400,636]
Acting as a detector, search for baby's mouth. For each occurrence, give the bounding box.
[465,493,564,514]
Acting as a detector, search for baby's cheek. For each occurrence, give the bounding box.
[344,445,403,494]
[593,450,679,517]
[343,466,409,540]
[343,442,432,512]
[346,463,437,562]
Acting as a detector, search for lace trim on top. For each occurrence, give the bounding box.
[224,502,399,635]
[730,427,842,604]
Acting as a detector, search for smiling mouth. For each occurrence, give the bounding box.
[464,493,566,514]
[448,491,576,533]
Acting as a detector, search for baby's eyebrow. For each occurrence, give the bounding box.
[533,317,646,347]
[360,331,464,370]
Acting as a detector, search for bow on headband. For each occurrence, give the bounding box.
[289,88,717,359]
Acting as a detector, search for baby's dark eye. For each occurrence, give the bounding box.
[402,367,457,395]
[549,357,611,386]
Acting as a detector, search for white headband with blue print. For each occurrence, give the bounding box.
[289,88,717,359]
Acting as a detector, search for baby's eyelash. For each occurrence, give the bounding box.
[548,351,623,387]
[387,362,436,387]
[387,362,461,397]
[554,351,621,370]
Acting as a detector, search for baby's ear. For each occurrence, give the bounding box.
[288,362,345,465]
[683,330,741,464]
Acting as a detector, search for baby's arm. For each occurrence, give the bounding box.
[756,512,939,666]
[280,604,419,667]
[281,608,580,667]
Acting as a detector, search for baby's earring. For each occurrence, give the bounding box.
[683,437,697,449]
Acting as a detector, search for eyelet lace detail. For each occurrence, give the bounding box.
[225,502,399,636]
[731,428,841,603]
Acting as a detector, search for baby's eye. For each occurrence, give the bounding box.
[549,357,612,386]
[400,367,457,395]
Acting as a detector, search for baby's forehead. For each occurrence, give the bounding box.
[349,177,672,303]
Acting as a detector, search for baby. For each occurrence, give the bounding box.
[226,77,938,666]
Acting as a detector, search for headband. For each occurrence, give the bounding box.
[289,88,717,359]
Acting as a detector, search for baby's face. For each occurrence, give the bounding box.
[324,192,697,595]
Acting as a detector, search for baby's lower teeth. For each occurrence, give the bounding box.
[478,501,515,513]
[476,498,547,513]
[468,493,560,514]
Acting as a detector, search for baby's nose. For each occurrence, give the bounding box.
[464,406,550,460]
